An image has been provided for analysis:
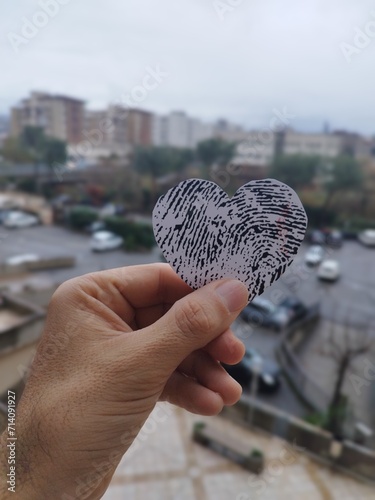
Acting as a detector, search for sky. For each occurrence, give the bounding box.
[1,0,375,134]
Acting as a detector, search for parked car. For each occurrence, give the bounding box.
[305,245,324,266]
[277,297,309,324]
[309,230,326,245]
[90,231,123,252]
[240,297,290,331]
[86,221,106,234]
[3,211,39,229]
[358,229,375,247]
[326,230,343,248]
[317,259,340,282]
[5,254,40,266]
[0,210,13,224]
[223,349,281,393]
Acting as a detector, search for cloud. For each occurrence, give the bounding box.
[1,0,375,134]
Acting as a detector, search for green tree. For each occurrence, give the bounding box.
[1,137,33,163]
[270,154,318,190]
[43,137,67,178]
[323,155,363,208]
[5,126,67,191]
[196,138,235,168]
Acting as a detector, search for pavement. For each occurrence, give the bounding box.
[101,403,375,500]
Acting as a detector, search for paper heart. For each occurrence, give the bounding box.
[152,178,307,300]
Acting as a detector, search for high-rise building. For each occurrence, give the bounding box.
[10,91,85,145]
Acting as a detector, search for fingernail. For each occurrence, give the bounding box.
[215,280,248,312]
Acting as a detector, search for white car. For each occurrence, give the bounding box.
[3,211,39,229]
[358,229,375,247]
[305,245,324,266]
[317,259,340,282]
[90,231,123,252]
[5,254,39,266]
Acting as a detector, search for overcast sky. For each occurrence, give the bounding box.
[1,0,375,134]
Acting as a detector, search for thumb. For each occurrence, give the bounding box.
[144,279,249,373]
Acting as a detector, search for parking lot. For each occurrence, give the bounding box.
[1,224,375,425]
[0,224,160,286]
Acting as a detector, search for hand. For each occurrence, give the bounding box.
[0,264,248,499]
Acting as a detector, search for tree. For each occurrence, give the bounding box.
[323,155,363,208]
[43,137,67,178]
[321,325,375,437]
[270,154,318,190]
[196,138,235,168]
[4,126,67,190]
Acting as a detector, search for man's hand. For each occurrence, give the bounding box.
[0,264,248,499]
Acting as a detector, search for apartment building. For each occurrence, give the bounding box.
[126,108,153,146]
[152,111,216,149]
[232,130,276,168]
[11,91,85,145]
[282,131,343,158]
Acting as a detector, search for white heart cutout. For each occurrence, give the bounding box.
[153,178,307,300]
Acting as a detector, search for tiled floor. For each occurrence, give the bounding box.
[103,403,374,500]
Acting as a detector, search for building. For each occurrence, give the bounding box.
[165,111,191,148]
[214,119,247,143]
[126,108,153,146]
[0,115,9,148]
[189,118,214,148]
[232,130,276,169]
[333,130,374,160]
[152,114,167,147]
[152,111,215,149]
[10,91,85,145]
[282,131,343,158]
[82,106,152,159]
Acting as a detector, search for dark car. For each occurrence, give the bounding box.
[240,297,290,331]
[223,349,281,393]
[309,230,326,245]
[326,230,343,248]
[278,297,308,325]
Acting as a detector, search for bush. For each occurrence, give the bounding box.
[68,206,98,229]
[304,205,336,228]
[104,216,155,251]
[339,216,375,233]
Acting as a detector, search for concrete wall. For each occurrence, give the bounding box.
[0,256,75,278]
[222,396,375,484]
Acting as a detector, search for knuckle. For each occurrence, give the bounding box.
[174,299,215,336]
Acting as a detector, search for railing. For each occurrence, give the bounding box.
[276,304,331,413]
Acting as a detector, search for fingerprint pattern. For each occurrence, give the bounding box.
[152,178,308,301]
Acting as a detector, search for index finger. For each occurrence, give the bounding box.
[81,263,193,309]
